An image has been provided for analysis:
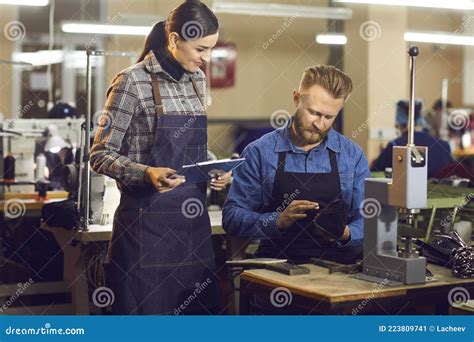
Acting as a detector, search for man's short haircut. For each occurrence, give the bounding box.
[299,65,353,101]
[432,99,452,111]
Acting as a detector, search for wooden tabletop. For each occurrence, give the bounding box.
[0,192,68,213]
[453,147,474,158]
[241,263,474,304]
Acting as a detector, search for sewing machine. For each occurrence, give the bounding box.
[355,46,428,285]
[0,118,83,194]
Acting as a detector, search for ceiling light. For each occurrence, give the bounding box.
[212,1,352,20]
[0,0,48,6]
[316,33,347,45]
[333,0,474,10]
[13,50,63,66]
[404,31,474,46]
[62,23,151,36]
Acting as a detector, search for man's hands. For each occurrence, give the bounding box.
[341,225,351,241]
[145,167,185,193]
[144,168,232,193]
[276,200,319,230]
[210,171,232,192]
[275,199,351,242]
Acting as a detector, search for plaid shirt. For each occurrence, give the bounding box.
[90,50,208,191]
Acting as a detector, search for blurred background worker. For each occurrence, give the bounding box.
[425,98,452,138]
[371,99,454,179]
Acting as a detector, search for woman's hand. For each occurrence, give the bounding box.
[145,167,185,193]
[210,171,232,192]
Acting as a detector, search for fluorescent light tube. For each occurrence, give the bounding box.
[13,50,64,66]
[333,0,474,10]
[0,0,48,5]
[404,32,474,46]
[62,23,151,36]
[212,1,352,20]
[316,33,347,45]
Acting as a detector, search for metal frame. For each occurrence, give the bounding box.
[79,50,136,231]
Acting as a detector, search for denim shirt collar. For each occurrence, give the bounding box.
[274,117,341,153]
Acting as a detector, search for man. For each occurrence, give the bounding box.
[223,65,370,263]
[425,99,452,138]
[371,100,454,179]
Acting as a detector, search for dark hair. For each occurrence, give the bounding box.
[137,0,219,62]
[432,99,453,110]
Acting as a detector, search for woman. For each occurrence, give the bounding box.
[90,0,230,314]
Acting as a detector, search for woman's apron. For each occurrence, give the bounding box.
[107,72,217,314]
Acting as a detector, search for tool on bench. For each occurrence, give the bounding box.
[311,258,362,274]
[226,258,310,275]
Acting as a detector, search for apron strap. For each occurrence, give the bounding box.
[150,73,164,116]
[190,75,205,107]
[276,152,286,178]
[151,72,205,109]
[328,149,342,191]
[328,149,339,175]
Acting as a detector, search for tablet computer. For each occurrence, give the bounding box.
[176,158,246,183]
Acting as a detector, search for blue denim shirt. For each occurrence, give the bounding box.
[222,120,370,247]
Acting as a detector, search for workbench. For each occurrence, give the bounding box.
[0,192,70,315]
[40,210,225,315]
[240,263,474,315]
[0,191,68,213]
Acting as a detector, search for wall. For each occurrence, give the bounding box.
[0,1,464,159]
[0,6,18,119]
[105,0,331,156]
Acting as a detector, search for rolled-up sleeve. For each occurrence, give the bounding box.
[345,151,371,247]
[222,144,281,240]
[90,73,149,187]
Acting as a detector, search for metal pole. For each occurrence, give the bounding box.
[83,50,93,230]
[440,78,449,140]
[80,50,137,231]
[407,46,419,147]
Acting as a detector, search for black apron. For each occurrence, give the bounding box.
[107,73,217,314]
[256,149,362,264]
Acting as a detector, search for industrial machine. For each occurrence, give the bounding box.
[0,118,83,194]
[355,46,428,285]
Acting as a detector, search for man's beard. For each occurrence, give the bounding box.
[293,112,329,145]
